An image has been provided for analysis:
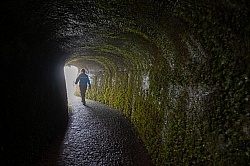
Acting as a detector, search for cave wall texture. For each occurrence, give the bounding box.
[1,0,249,165]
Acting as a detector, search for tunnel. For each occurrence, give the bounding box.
[1,0,249,165]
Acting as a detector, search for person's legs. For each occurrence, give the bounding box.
[79,85,87,105]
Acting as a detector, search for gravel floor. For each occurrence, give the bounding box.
[37,97,153,166]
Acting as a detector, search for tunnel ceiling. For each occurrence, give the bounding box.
[2,0,248,81]
[2,0,186,73]
[54,0,175,72]
[2,1,249,165]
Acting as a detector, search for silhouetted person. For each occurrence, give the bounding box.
[75,68,91,105]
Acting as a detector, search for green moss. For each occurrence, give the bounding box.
[67,1,249,165]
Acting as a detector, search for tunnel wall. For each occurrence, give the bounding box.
[1,43,69,164]
[1,0,249,165]
[1,2,70,164]
[77,1,250,165]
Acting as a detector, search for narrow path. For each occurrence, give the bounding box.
[38,97,153,166]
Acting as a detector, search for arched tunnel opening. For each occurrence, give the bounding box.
[1,0,249,165]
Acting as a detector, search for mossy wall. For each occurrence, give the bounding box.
[68,1,249,165]
[2,0,249,165]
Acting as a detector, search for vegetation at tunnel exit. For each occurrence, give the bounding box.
[68,1,249,165]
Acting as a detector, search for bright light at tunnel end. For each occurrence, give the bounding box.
[64,65,78,101]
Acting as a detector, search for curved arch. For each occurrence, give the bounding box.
[2,0,249,165]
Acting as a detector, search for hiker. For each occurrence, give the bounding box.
[75,68,91,105]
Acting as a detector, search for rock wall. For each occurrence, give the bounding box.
[68,1,249,165]
[1,0,249,165]
[1,31,68,165]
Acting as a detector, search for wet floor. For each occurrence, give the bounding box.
[37,97,153,166]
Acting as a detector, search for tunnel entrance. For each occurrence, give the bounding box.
[64,65,78,102]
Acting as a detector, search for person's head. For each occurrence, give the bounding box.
[81,68,86,73]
